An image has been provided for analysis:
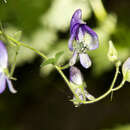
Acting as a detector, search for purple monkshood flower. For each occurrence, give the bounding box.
[68,9,99,69]
[69,66,95,106]
[0,41,17,94]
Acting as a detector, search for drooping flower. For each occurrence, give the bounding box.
[68,9,99,69]
[122,57,130,82]
[0,40,17,94]
[69,66,95,106]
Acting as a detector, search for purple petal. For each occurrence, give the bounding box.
[0,41,8,68]
[70,9,82,32]
[6,78,17,94]
[69,23,80,51]
[76,27,84,42]
[68,34,75,51]
[0,73,6,94]
[70,66,83,85]
[79,53,92,69]
[69,51,78,66]
[81,25,99,50]
[70,9,85,34]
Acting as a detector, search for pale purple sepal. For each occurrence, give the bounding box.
[68,34,75,51]
[82,25,99,50]
[6,78,17,94]
[69,51,78,66]
[79,53,91,69]
[123,57,130,70]
[0,41,8,68]
[68,23,80,51]
[70,66,83,85]
[0,73,6,94]
[0,41,17,94]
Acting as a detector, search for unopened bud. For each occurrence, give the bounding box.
[122,57,130,82]
[107,40,118,62]
[70,66,83,85]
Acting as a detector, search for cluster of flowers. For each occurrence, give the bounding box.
[0,9,130,107]
[68,9,99,105]
[68,9,130,106]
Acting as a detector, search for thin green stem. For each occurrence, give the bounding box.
[1,30,126,105]
[83,61,120,104]
[55,66,82,102]
[2,31,82,102]
[59,64,70,70]
[112,79,126,91]
[6,34,48,60]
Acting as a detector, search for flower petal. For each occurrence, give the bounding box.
[69,23,81,51]
[0,73,6,94]
[69,51,78,66]
[81,25,99,50]
[79,53,91,69]
[68,34,75,51]
[76,27,84,42]
[70,66,83,85]
[6,78,17,94]
[70,9,82,32]
[0,41,8,69]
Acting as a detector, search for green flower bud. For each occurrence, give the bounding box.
[107,40,118,62]
[122,57,130,82]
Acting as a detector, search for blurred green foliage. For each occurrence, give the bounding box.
[104,124,130,130]
[0,0,130,77]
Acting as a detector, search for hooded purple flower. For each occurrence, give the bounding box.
[68,9,99,69]
[0,41,17,94]
[69,66,95,106]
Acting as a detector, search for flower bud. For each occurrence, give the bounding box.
[69,66,83,85]
[122,57,130,82]
[107,40,118,62]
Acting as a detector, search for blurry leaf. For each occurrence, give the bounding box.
[103,124,130,130]
[54,51,64,65]
[41,58,54,67]
[41,51,64,67]
[42,0,91,30]
[12,31,22,41]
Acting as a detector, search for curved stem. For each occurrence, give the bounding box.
[2,32,82,102]
[7,34,48,60]
[83,61,120,104]
[112,79,126,91]
[55,66,82,102]
[59,64,70,70]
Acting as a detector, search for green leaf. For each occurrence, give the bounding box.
[12,31,22,41]
[54,51,64,64]
[41,58,54,67]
